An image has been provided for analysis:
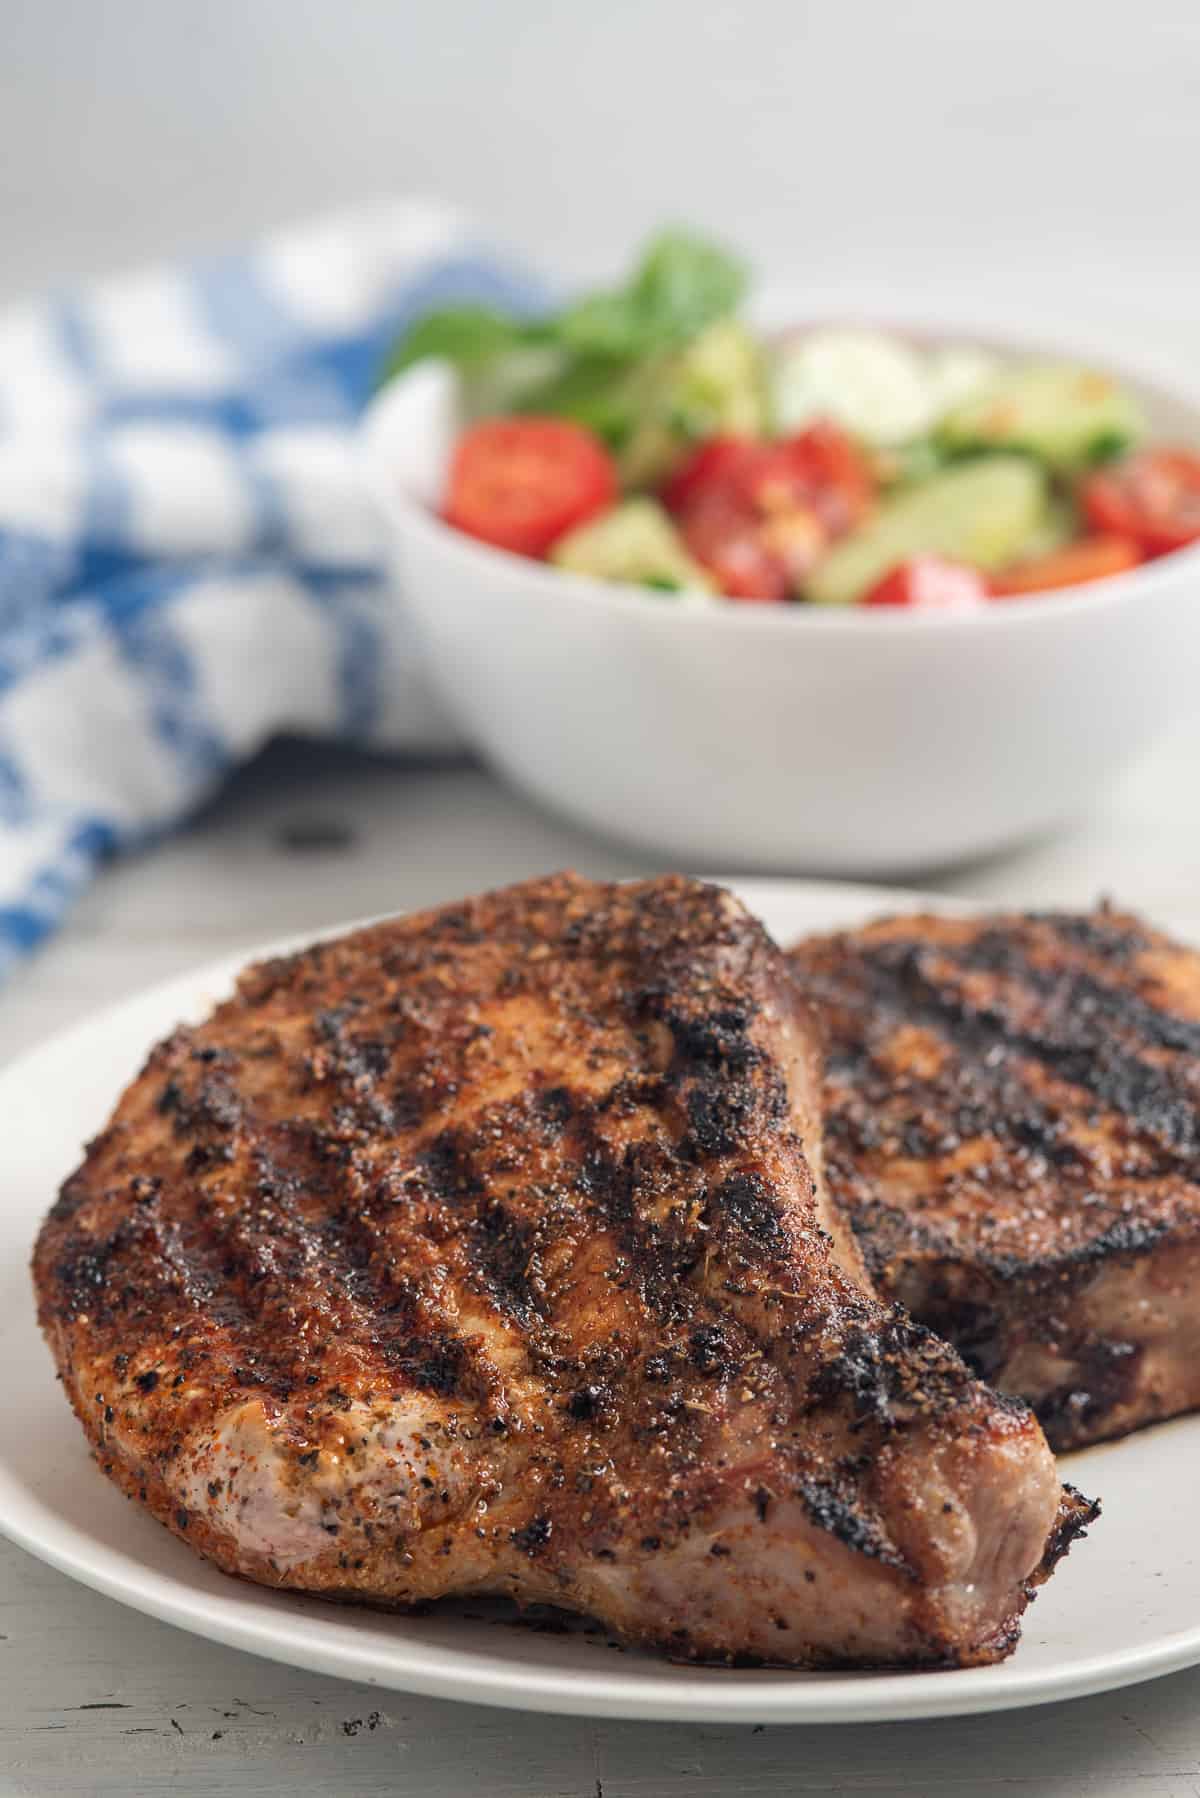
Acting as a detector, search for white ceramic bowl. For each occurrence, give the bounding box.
[361,327,1200,875]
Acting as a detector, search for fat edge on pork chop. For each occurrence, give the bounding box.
[34,874,1094,1667]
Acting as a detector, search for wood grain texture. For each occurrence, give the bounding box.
[3,728,1200,1793]
[5,1539,1200,1796]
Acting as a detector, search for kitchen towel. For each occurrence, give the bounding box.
[0,199,540,977]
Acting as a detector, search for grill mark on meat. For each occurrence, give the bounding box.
[467,1201,539,1327]
[960,935,1200,1062]
[855,939,1200,1165]
[248,1141,505,1403]
[123,1109,502,1404]
[817,996,1085,1184]
[379,1315,479,1400]
[420,1128,486,1205]
[684,1081,752,1159]
[53,1194,238,1331]
[983,1214,1174,1282]
[1033,909,1152,966]
[684,1065,790,1163]
[164,1153,335,1357]
[573,1128,706,1324]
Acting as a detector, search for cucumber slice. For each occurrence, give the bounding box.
[869,437,948,489]
[1009,493,1080,564]
[550,498,714,593]
[805,456,1049,606]
[938,361,1144,471]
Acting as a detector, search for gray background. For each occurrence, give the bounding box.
[4,0,1199,319]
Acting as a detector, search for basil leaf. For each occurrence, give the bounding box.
[514,355,657,450]
[380,306,551,381]
[557,230,747,361]
[379,229,748,431]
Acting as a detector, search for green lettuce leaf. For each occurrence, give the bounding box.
[380,228,748,421]
[556,230,747,361]
[379,305,551,383]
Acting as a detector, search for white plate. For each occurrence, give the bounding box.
[3,877,1199,1725]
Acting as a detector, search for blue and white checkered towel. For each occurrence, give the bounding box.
[0,199,541,978]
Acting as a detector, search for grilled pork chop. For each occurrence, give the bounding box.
[35,874,1092,1667]
[792,905,1200,1452]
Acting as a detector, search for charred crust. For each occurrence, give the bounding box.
[684,1081,752,1159]
[1031,1484,1100,1582]
[467,1202,538,1326]
[637,992,762,1072]
[809,1306,981,1427]
[708,1170,788,1256]
[420,1129,484,1205]
[687,1325,730,1376]
[510,1516,553,1556]
[565,1384,611,1422]
[380,1331,475,1400]
[797,1477,910,1572]
[534,1085,575,1132]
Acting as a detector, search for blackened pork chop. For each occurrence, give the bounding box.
[35,874,1091,1667]
[792,904,1200,1451]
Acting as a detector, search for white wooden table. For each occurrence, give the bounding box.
[5,729,1200,1797]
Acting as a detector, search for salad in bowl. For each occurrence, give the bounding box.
[363,231,1200,872]
[381,231,1200,612]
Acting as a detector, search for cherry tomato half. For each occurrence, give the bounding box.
[1081,449,1200,557]
[764,421,875,535]
[668,423,875,600]
[862,557,990,612]
[660,436,753,514]
[665,425,873,531]
[443,417,617,558]
[989,534,1143,598]
[677,488,798,601]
